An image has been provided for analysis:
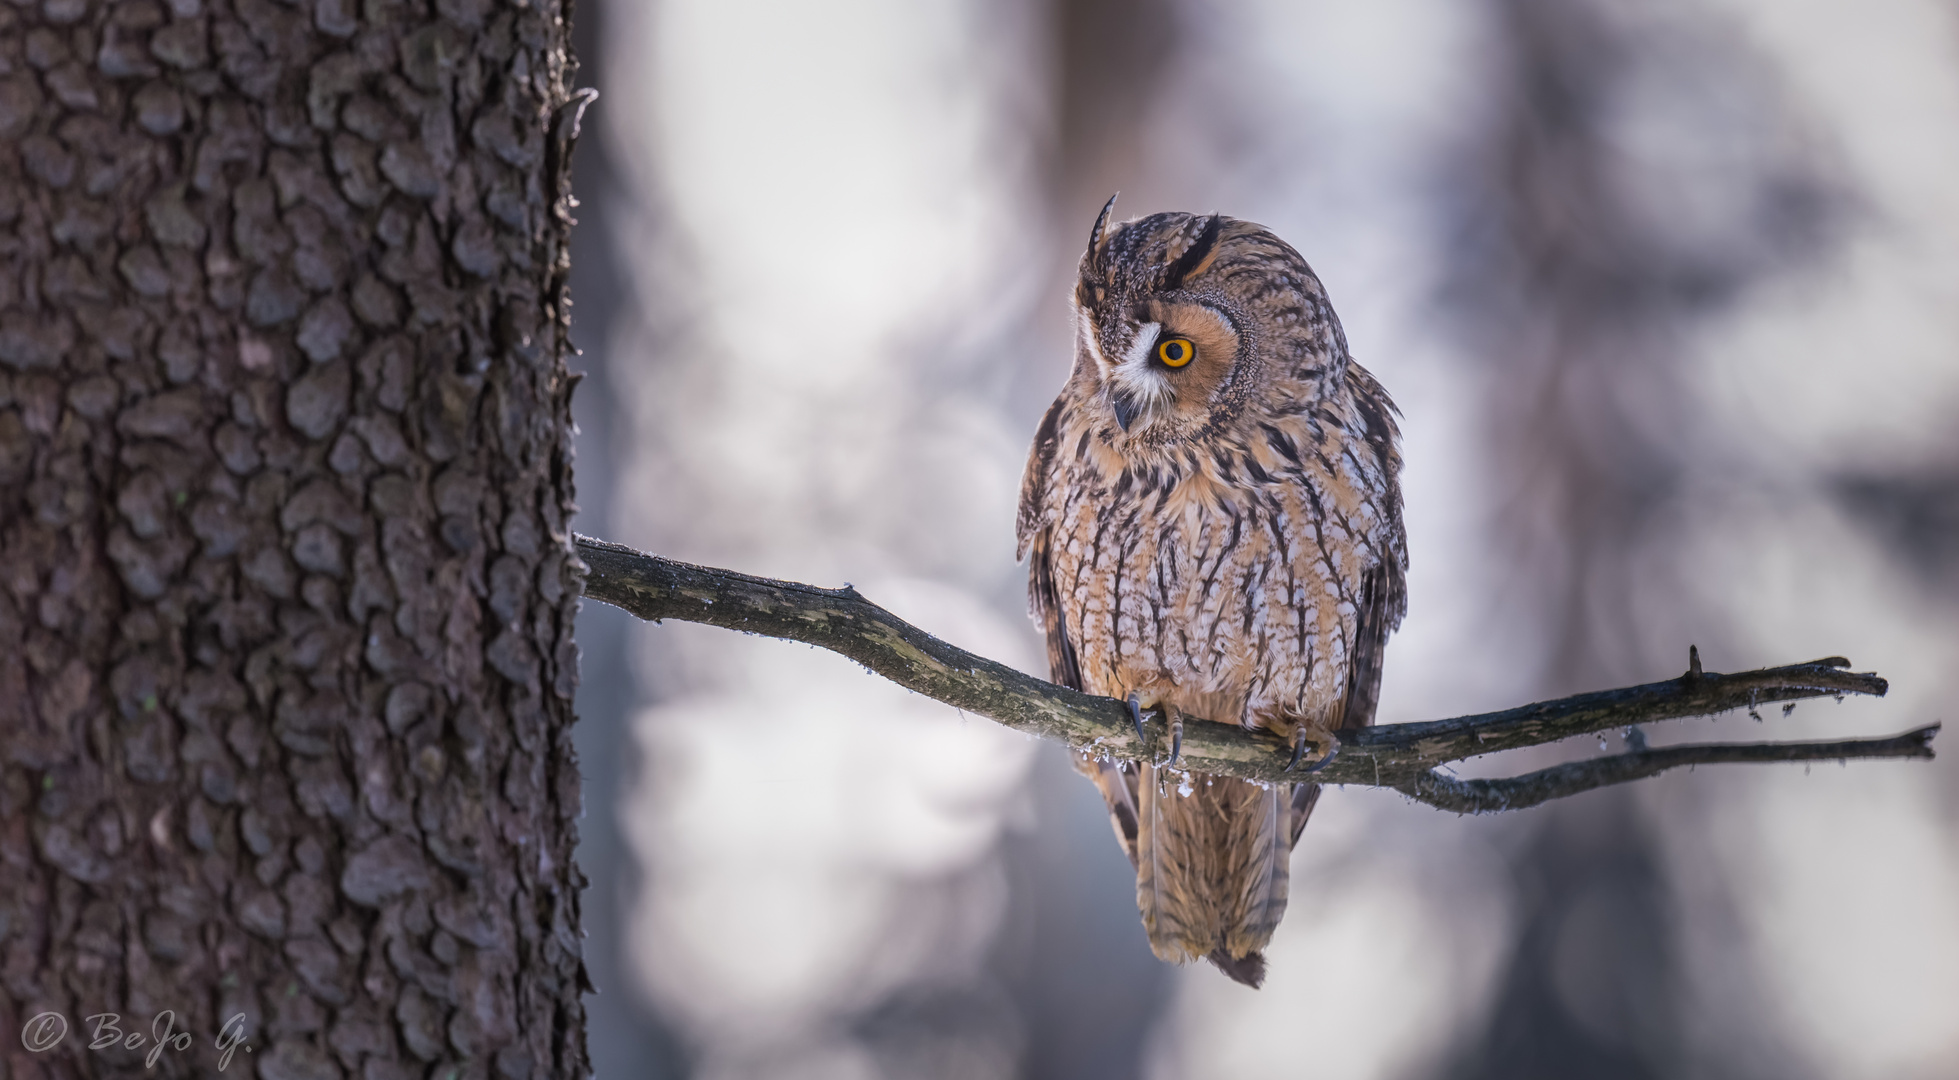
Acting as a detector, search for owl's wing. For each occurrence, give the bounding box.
[1018,396,1084,691]
[1337,361,1410,735]
[1340,561,1401,732]
[1015,397,1064,560]
[1287,562,1402,847]
[1021,397,1143,865]
[1025,529,1083,694]
[1029,514,1143,866]
[1291,363,1409,848]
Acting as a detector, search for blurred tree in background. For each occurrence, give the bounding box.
[1440,1,1835,1076]
[568,0,1959,1078]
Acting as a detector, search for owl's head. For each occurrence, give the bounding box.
[1073,201,1343,444]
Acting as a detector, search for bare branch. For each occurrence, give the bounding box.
[1400,724,1942,813]
[1351,655,1889,765]
[575,536,1936,811]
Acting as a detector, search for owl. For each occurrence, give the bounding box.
[1016,202,1407,987]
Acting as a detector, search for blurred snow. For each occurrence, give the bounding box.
[571,0,1959,1075]
[594,1,1044,1074]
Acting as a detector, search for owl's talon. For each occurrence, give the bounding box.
[1167,705,1184,766]
[1126,692,1149,746]
[1284,727,1339,774]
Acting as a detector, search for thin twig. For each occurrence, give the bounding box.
[1350,657,1888,765]
[575,536,1936,811]
[1399,724,1943,813]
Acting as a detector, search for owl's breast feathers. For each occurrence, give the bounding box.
[1018,361,1406,733]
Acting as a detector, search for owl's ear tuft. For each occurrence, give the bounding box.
[1077,194,1121,314]
[1086,193,1119,274]
[1160,213,1223,290]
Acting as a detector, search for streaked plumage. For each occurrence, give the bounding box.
[1017,205,1407,986]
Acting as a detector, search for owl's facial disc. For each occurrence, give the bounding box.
[1090,301,1241,436]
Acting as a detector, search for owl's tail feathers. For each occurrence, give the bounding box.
[1206,947,1268,988]
[1136,766,1289,987]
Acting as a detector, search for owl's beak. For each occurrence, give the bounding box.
[1109,388,1144,432]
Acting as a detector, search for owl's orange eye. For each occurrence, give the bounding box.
[1156,336,1195,368]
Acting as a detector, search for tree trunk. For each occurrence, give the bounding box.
[0,2,587,1078]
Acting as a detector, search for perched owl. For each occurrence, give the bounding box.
[1017,202,1407,987]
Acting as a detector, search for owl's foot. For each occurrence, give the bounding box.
[1284,725,1340,774]
[1125,694,1184,765]
[1126,692,1149,746]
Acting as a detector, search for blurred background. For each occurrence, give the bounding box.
[561,0,1959,1077]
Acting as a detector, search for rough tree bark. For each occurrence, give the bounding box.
[0,3,587,1079]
